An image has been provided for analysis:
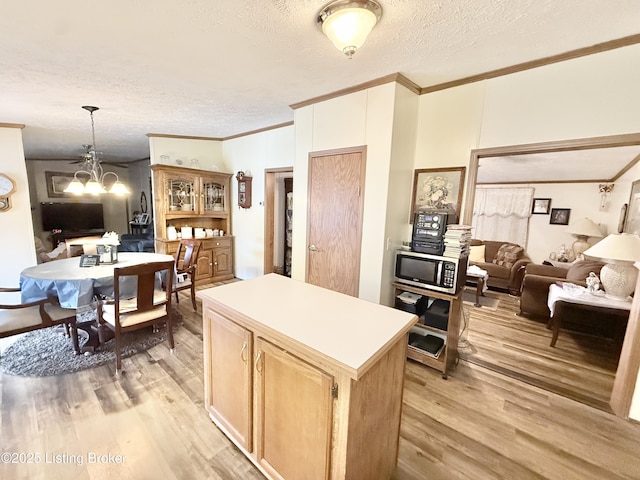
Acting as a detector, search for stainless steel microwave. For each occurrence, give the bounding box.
[394,250,466,294]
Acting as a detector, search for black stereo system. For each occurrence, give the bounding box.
[411,210,450,255]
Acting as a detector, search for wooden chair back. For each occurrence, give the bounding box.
[173,239,202,311]
[98,259,175,374]
[175,239,202,274]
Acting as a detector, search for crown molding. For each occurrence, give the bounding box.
[421,34,640,94]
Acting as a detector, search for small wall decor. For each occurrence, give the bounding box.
[410,167,466,223]
[598,183,615,209]
[624,179,640,234]
[0,172,16,211]
[236,171,252,209]
[45,171,75,198]
[550,208,571,225]
[531,198,551,214]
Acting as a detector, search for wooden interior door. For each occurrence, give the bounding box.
[206,310,253,451]
[255,338,333,480]
[306,147,366,297]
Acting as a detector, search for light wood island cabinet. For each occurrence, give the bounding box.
[197,274,417,480]
[151,164,234,284]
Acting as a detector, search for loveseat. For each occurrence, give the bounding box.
[468,239,531,295]
[519,260,605,318]
[518,260,630,343]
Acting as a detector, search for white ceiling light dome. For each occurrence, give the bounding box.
[317,0,382,59]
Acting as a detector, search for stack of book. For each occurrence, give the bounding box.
[443,224,472,258]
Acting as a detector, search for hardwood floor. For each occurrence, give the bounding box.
[2,282,640,479]
[459,288,619,411]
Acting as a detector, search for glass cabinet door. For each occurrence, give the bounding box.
[203,181,225,213]
[167,176,196,213]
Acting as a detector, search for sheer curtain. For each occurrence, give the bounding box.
[472,187,534,246]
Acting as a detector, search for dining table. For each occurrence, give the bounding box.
[20,252,175,353]
[20,252,175,309]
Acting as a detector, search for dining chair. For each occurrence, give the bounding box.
[65,236,103,257]
[96,260,175,375]
[0,287,79,354]
[173,239,202,311]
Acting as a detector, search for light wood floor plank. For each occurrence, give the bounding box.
[1,282,640,479]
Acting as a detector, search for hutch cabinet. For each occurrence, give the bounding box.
[151,164,234,283]
[199,274,417,480]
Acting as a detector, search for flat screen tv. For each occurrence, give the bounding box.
[41,202,104,232]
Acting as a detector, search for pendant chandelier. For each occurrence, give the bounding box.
[64,106,129,196]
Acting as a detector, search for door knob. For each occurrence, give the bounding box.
[308,244,319,252]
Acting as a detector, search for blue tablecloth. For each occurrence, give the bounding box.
[20,253,175,309]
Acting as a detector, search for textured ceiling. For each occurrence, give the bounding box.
[1,0,639,181]
[478,146,640,184]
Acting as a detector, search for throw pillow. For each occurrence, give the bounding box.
[469,245,486,263]
[566,260,605,282]
[492,243,524,269]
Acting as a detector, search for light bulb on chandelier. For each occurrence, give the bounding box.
[64,106,130,196]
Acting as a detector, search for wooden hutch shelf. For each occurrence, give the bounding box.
[151,164,234,284]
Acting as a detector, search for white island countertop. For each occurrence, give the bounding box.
[197,274,417,380]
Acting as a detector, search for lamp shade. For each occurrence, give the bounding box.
[583,233,640,299]
[567,217,603,239]
[582,233,640,263]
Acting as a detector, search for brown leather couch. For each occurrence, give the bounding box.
[469,239,531,294]
[519,260,606,318]
[519,260,631,344]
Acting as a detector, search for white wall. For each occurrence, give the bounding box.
[0,127,37,284]
[380,85,420,305]
[292,83,400,303]
[414,82,486,221]
[148,136,225,171]
[223,126,295,279]
[415,42,640,421]
[475,180,635,264]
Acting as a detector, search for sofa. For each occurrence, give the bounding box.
[519,260,630,344]
[468,239,531,294]
[119,233,155,253]
[519,260,606,318]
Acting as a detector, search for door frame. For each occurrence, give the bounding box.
[462,132,640,418]
[305,146,367,296]
[264,167,294,275]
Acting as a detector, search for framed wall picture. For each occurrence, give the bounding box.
[550,208,571,225]
[410,167,466,223]
[45,171,76,198]
[624,179,640,235]
[531,198,551,214]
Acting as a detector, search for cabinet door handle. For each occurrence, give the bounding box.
[255,350,263,373]
[240,341,248,363]
[308,244,319,252]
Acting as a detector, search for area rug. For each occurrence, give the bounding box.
[1,308,183,377]
[462,288,500,310]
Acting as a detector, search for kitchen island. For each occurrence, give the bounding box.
[197,274,417,480]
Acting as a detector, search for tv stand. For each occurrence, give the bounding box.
[50,230,106,246]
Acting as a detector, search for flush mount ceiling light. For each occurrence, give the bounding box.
[317,0,382,59]
[64,106,129,196]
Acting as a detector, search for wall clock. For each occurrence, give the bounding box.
[236,171,252,209]
[0,173,16,212]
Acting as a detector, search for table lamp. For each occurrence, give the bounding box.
[567,217,603,258]
[582,233,640,300]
